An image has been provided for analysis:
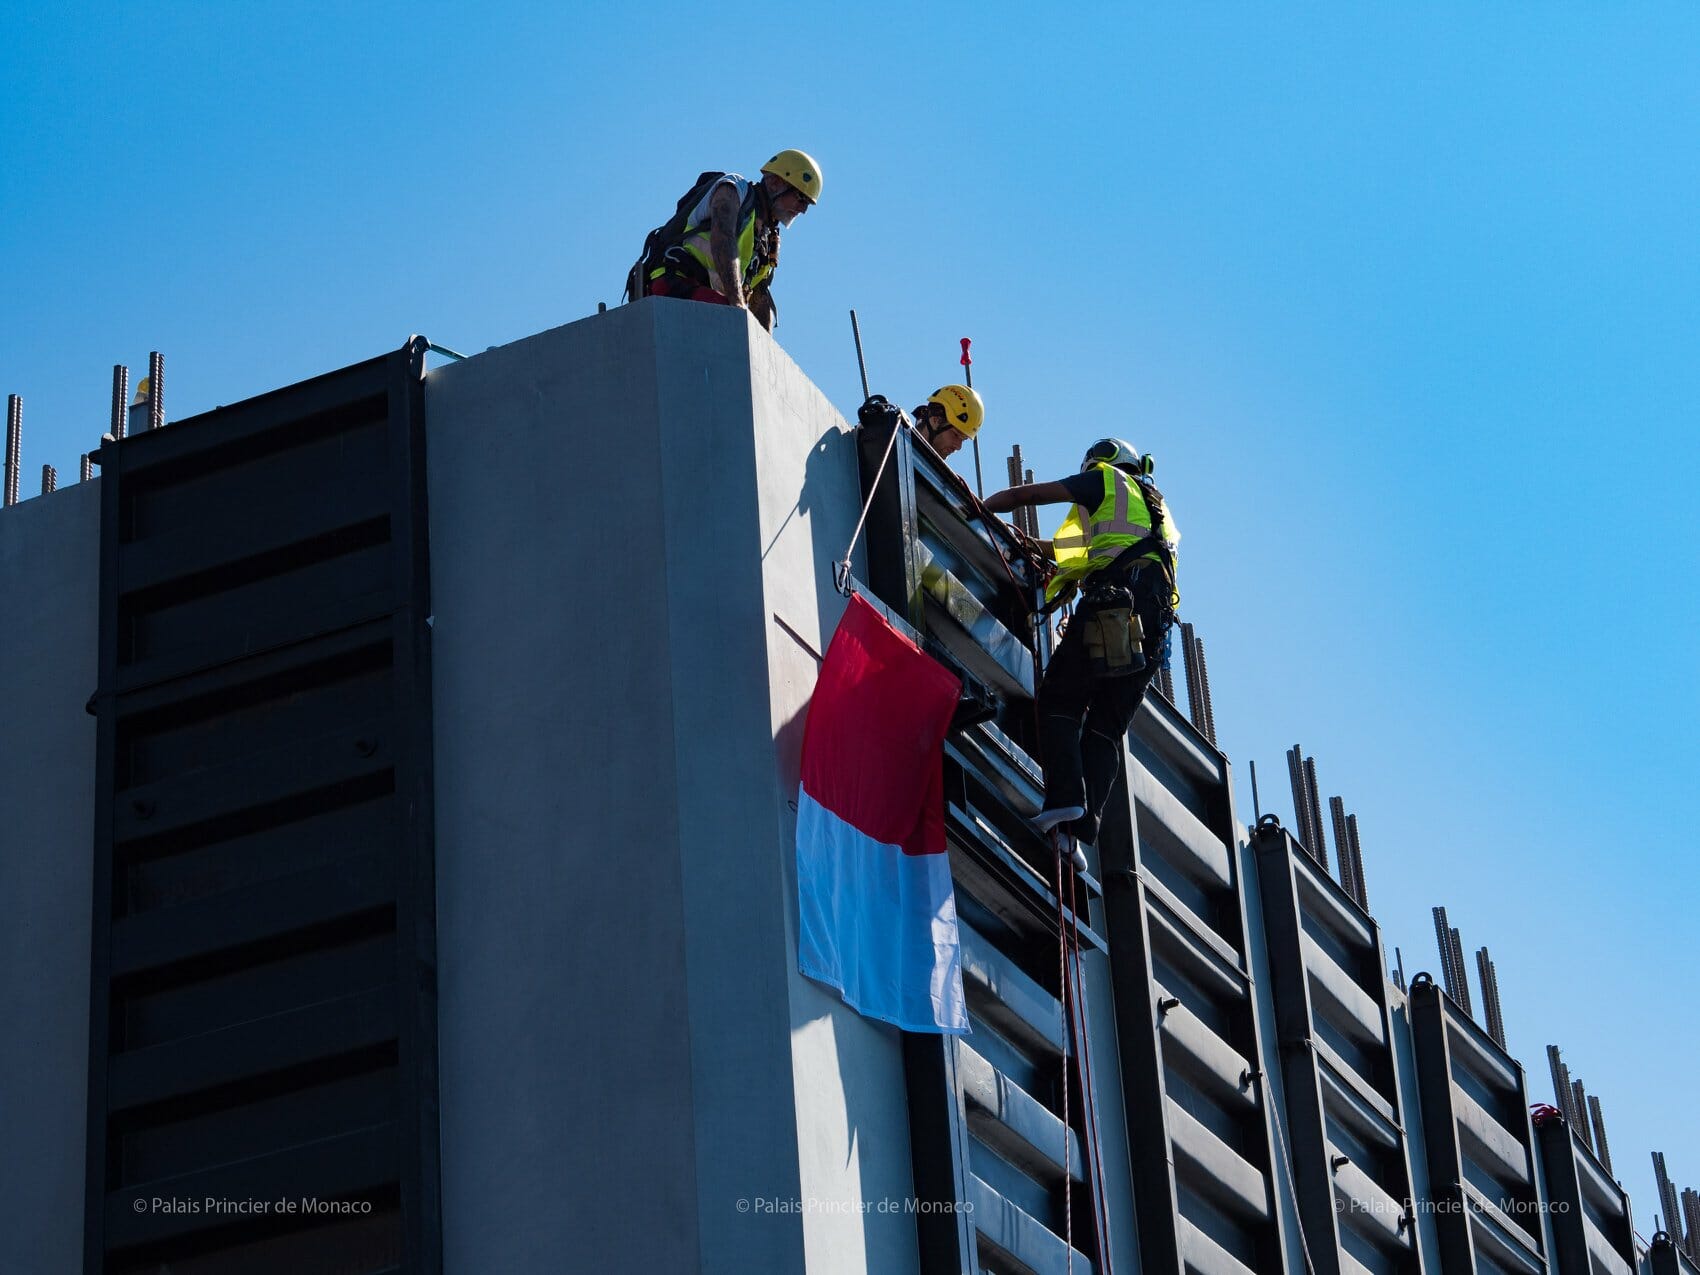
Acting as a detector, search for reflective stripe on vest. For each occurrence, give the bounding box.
[649,176,773,294]
[1044,463,1179,602]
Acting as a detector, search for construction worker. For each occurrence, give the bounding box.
[984,438,1180,851]
[629,150,822,331]
[913,384,984,460]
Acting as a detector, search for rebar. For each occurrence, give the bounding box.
[1328,796,1350,888]
[1681,1189,1700,1260]
[1432,908,1456,997]
[1546,1047,1568,1119]
[79,454,93,482]
[1289,747,1317,861]
[1587,1095,1613,1174]
[147,351,164,431]
[1022,467,1037,537]
[1393,946,1406,993]
[1447,926,1473,1017]
[1156,663,1174,702]
[4,395,20,507]
[1476,947,1506,1047]
[1570,1081,1592,1152]
[1346,812,1369,910]
[1655,1153,1684,1251]
[110,364,129,440]
[1192,633,1217,746]
[1302,755,1325,865]
[41,464,56,494]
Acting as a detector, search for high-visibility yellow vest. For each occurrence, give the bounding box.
[648,176,775,296]
[1044,463,1179,602]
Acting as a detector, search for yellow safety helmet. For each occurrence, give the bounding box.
[760,149,823,204]
[928,384,984,438]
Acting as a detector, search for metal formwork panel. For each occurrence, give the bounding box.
[1101,697,1291,1275]
[1534,1119,1636,1275]
[1251,818,1424,1275]
[83,339,438,1275]
[856,425,1131,1275]
[1408,975,1548,1275]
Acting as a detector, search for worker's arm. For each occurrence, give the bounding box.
[984,481,1076,514]
[708,183,745,309]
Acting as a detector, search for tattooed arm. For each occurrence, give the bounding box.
[708,182,745,309]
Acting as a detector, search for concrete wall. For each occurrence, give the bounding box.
[0,480,100,1275]
[429,299,919,1274]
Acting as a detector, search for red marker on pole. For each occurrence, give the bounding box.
[960,337,982,496]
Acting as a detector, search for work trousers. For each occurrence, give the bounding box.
[1037,574,1171,841]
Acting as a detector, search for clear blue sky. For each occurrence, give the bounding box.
[6,0,1696,1234]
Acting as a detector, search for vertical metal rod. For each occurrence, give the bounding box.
[148,351,164,431]
[1654,1153,1684,1251]
[1302,756,1325,866]
[1587,1095,1613,1174]
[960,336,982,497]
[41,464,56,494]
[1394,946,1406,993]
[1346,812,1368,909]
[1570,1081,1593,1152]
[1328,796,1350,885]
[1022,467,1037,538]
[80,454,93,483]
[1432,907,1457,1000]
[849,310,870,400]
[1194,635,1217,745]
[1249,759,1261,822]
[1156,662,1174,703]
[1287,747,1315,861]
[1476,947,1505,1047]
[1680,1188,1700,1258]
[1447,926,1473,1017]
[111,364,129,440]
[4,394,21,507]
[1546,1047,1570,1119]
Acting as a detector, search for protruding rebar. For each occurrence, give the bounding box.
[1681,1189,1700,1260]
[1654,1153,1684,1252]
[1546,1047,1570,1121]
[1393,946,1407,993]
[1181,623,1218,745]
[1156,662,1174,703]
[1570,1080,1592,1152]
[1587,1095,1613,1173]
[41,464,56,494]
[79,454,93,483]
[4,395,20,507]
[147,351,164,431]
[111,364,129,440]
[1301,755,1326,865]
[1432,908,1456,996]
[1328,796,1350,888]
[1022,467,1037,538]
[1345,812,1368,909]
[1476,947,1506,1047]
[1289,747,1318,861]
[1448,926,1473,1017]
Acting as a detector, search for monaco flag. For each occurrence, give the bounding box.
[796,594,969,1034]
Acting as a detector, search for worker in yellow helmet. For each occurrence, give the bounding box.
[626,150,822,331]
[912,384,984,460]
[985,438,1180,860]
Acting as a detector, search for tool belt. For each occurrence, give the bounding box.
[1078,577,1146,679]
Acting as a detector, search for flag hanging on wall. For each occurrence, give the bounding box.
[796,593,968,1034]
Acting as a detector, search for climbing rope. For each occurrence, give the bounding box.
[833,413,906,596]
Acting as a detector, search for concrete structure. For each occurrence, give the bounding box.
[0,300,1678,1274]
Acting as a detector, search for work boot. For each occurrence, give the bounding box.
[1050,829,1089,874]
[1033,804,1085,835]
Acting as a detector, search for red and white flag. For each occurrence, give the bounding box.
[796,594,969,1034]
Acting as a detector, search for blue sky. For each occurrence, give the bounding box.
[5,0,1696,1234]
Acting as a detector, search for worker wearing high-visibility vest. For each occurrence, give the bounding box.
[628,150,821,331]
[985,437,1180,855]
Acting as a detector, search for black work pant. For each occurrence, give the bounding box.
[1037,576,1171,839]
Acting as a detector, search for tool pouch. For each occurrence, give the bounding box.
[1079,581,1145,678]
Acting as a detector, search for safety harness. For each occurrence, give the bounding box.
[624,172,778,304]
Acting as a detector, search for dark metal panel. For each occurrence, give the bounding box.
[1408,976,1478,1275]
[85,339,439,1275]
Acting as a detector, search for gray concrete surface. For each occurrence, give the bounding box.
[429,300,919,1274]
[0,480,100,1275]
